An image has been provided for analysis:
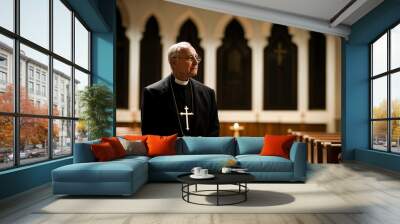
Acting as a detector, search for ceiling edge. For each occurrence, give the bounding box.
[165,0,351,38]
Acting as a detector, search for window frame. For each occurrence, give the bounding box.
[370,20,400,154]
[0,0,92,171]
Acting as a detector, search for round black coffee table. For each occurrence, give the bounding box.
[177,173,255,206]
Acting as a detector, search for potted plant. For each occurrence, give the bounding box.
[78,84,113,140]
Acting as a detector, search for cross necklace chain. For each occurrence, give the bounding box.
[170,77,195,136]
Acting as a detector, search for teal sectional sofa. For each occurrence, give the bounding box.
[52,137,306,196]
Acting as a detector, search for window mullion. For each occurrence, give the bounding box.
[49,0,53,160]
[388,29,392,152]
[13,0,20,167]
[71,11,76,154]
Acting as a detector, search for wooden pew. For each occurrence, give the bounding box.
[288,130,341,164]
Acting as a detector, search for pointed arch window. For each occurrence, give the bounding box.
[217,19,252,110]
[139,16,162,108]
[116,8,130,109]
[309,31,326,110]
[263,24,298,110]
[177,19,204,83]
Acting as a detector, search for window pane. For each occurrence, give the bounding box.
[391,120,400,153]
[0,116,13,170]
[53,59,72,117]
[53,0,72,60]
[75,18,89,70]
[0,34,14,112]
[20,117,49,165]
[372,76,387,119]
[75,120,88,143]
[372,121,388,151]
[391,24,400,70]
[0,0,14,31]
[20,44,49,115]
[74,69,89,118]
[372,33,387,76]
[20,0,49,49]
[53,119,72,158]
[391,72,400,118]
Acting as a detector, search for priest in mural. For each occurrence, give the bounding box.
[141,42,220,136]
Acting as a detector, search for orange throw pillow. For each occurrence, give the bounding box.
[91,142,117,161]
[260,135,296,159]
[146,134,177,157]
[124,135,148,143]
[101,137,127,158]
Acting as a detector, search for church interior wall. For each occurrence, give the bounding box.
[116,0,342,135]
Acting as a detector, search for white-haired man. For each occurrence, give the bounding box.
[141,42,219,136]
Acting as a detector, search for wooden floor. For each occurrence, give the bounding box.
[1,162,400,224]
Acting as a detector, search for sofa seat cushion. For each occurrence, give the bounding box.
[236,155,293,172]
[149,154,235,172]
[117,155,150,163]
[53,159,147,183]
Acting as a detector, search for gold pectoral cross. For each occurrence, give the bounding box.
[179,106,194,131]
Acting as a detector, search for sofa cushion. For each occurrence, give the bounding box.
[148,154,235,172]
[236,155,293,172]
[52,159,146,183]
[260,135,296,159]
[115,155,150,163]
[236,137,264,155]
[124,135,148,143]
[178,137,235,155]
[91,142,118,161]
[101,137,127,158]
[146,134,177,157]
[119,138,147,156]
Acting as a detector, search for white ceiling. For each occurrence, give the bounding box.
[165,0,383,38]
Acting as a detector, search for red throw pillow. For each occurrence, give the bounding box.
[146,134,177,157]
[101,137,127,158]
[91,142,117,161]
[260,135,296,159]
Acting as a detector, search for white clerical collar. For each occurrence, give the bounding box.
[174,77,189,86]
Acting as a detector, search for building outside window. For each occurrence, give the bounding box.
[0,54,7,89]
[35,70,40,81]
[28,66,34,79]
[42,85,46,97]
[0,54,7,67]
[0,71,6,84]
[28,81,34,94]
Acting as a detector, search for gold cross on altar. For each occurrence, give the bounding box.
[274,43,287,66]
[179,106,194,131]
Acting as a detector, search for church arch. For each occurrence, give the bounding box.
[263,24,298,110]
[217,18,252,110]
[176,19,204,83]
[213,16,254,40]
[308,31,326,110]
[116,7,130,109]
[139,15,162,108]
[173,11,206,40]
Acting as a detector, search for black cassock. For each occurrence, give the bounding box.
[141,75,220,137]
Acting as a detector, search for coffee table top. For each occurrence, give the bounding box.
[177,172,255,185]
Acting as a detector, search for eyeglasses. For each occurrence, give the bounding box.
[175,54,202,63]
